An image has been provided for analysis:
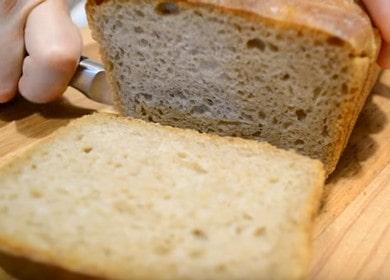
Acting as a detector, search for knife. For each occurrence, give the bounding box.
[70,56,113,105]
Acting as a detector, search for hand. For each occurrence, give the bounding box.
[363,0,390,68]
[0,0,82,104]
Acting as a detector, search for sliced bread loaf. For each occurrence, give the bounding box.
[0,113,324,280]
[86,0,380,175]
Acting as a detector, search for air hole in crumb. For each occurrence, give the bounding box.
[206,98,214,106]
[194,10,203,17]
[268,43,279,52]
[243,213,253,220]
[83,147,93,154]
[114,20,123,29]
[192,229,207,240]
[141,93,153,100]
[254,227,266,237]
[156,242,173,255]
[177,152,188,159]
[294,139,305,145]
[283,122,292,129]
[246,39,265,51]
[233,24,242,32]
[313,87,321,100]
[30,189,43,198]
[167,67,173,74]
[258,111,266,119]
[228,46,236,52]
[189,249,204,258]
[240,112,253,121]
[31,164,37,170]
[322,125,329,137]
[76,135,84,141]
[103,247,112,257]
[190,105,209,114]
[269,176,279,183]
[327,36,344,46]
[135,9,144,17]
[358,51,368,57]
[215,264,227,272]
[156,2,179,15]
[139,39,149,47]
[140,106,147,116]
[350,87,358,94]
[272,117,278,124]
[295,109,307,121]
[281,73,290,81]
[342,83,348,94]
[134,26,143,33]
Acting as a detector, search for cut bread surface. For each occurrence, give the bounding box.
[87,0,379,175]
[0,113,324,280]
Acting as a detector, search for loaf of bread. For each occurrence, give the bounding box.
[0,113,324,280]
[86,0,380,175]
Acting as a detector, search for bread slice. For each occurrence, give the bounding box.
[0,113,324,280]
[86,0,380,175]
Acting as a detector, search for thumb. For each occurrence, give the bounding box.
[362,0,390,42]
[0,0,45,103]
[362,0,390,68]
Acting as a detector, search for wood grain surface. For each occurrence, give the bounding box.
[0,28,389,280]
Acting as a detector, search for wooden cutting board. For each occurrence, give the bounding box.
[0,28,389,280]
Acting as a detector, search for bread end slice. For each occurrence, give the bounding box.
[0,113,324,280]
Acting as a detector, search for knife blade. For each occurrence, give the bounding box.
[70,56,113,105]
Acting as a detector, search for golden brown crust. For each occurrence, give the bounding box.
[0,235,114,279]
[321,62,380,175]
[87,0,378,58]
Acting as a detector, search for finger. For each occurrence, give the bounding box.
[0,0,44,103]
[19,0,82,103]
[362,0,390,43]
[0,20,24,103]
[378,42,390,69]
